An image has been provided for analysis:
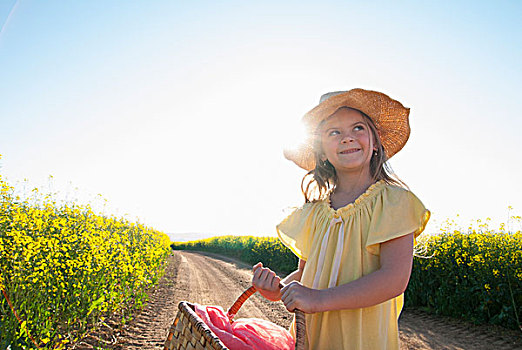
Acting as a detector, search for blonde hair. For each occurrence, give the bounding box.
[301,107,405,203]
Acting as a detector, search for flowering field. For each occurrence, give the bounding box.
[173,225,521,331]
[406,226,521,330]
[0,175,171,349]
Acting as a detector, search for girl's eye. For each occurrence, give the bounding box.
[354,125,365,132]
[328,130,340,136]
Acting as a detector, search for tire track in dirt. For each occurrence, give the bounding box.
[79,250,522,349]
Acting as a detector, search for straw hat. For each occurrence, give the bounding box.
[284,88,411,171]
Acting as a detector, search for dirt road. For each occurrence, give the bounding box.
[79,251,521,349]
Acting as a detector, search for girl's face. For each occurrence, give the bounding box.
[320,108,375,174]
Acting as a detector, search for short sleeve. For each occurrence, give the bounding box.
[366,187,430,256]
[276,203,318,260]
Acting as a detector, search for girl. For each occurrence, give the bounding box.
[252,88,430,349]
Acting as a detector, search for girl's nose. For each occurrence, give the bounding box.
[341,135,354,143]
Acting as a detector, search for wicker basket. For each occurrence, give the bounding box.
[164,286,306,350]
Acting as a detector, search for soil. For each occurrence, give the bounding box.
[75,251,522,350]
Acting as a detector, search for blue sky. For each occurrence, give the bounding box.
[1,0,521,240]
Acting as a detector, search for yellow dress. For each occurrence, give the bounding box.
[277,180,430,350]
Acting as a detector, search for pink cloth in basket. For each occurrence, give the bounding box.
[193,303,294,350]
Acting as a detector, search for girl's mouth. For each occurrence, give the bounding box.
[339,148,361,154]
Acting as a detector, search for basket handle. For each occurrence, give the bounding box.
[226,285,306,350]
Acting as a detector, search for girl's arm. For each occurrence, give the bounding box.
[282,258,306,285]
[281,233,414,313]
[252,259,306,301]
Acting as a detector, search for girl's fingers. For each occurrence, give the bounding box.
[281,282,308,312]
[261,268,277,281]
[252,262,263,277]
[281,280,299,295]
[258,268,270,282]
[271,275,281,290]
[253,266,280,291]
[254,266,270,281]
[281,280,295,292]
[281,284,292,302]
[282,295,295,312]
[281,286,289,300]
[253,266,264,280]
[252,265,266,288]
[252,268,261,282]
[281,283,289,294]
[253,264,282,297]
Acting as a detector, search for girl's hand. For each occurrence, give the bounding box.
[281,281,320,313]
[252,262,282,301]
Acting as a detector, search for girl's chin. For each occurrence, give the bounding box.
[334,166,372,174]
[330,159,371,170]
